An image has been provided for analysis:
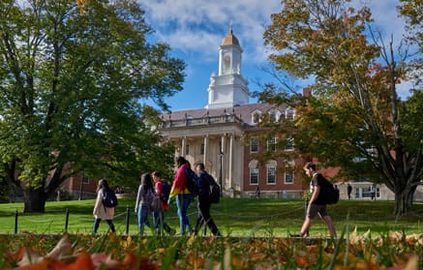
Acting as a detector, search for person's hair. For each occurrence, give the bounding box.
[304,162,316,171]
[97,179,110,192]
[176,156,187,167]
[152,171,161,178]
[195,162,205,171]
[140,173,154,191]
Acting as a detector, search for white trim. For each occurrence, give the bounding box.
[250,137,259,153]
[266,166,276,185]
[249,167,259,185]
[284,171,294,184]
[267,136,277,152]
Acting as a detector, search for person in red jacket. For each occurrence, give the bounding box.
[152,171,175,235]
[168,156,195,235]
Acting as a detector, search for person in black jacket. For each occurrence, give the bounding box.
[193,162,221,236]
[297,162,336,238]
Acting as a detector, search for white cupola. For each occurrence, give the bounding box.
[206,28,249,109]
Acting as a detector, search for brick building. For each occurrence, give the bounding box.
[159,29,308,198]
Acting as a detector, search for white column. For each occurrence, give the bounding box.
[203,135,208,165]
[181,137,186,157]
[221,134,226,189]
[229,133,234,188]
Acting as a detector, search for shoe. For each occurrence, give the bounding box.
[289,234,302,238]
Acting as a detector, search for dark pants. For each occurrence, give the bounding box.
[153,210,174,235]
[194,198,220,236]
[93,218,115,234]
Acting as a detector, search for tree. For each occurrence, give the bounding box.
[263,0,423,215]
[0,0,185,212]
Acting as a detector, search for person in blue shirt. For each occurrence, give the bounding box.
[193,162,221,236]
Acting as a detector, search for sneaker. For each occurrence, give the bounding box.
[289,234,302,238]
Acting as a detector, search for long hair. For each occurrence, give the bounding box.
[176,156,187,167]
[140,173,154,192]
[97,179,110,192]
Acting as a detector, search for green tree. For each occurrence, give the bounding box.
[263,0,423,215]
[0,0,185,212]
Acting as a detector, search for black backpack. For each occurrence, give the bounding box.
[102,188,118,208]
[207,174,221,204]
[321,178,339,204]
[326,186,340,204]
[185,168,199,196]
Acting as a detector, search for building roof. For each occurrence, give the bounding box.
[221,29,240,47]
[161,103,289,126]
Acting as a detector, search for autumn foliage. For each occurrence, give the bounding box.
[1,232,421,269]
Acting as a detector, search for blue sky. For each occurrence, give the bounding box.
[139,0,410,112]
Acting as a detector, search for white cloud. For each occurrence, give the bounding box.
[139,0,281,64]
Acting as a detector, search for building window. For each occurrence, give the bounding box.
[200,144,205,155]
[185,144,190,155]
[267,136,277,152]
[267,166,276,184]
[250,138,259,153]
[284,171,294,184]
[82,173,90,184]
[268,110,281,123]
[250,168,259,184]
[285,108,295,120]
[285,137,294,151]
[266,160,277,185]
[251,110,262,125]
[249,160,259,185]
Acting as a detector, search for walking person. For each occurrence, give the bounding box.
[92,179,116,235]
[168,156,194,235]
[193,162,221,236]
[152,171,175,235]
[295,162,336,238]
[347,183,353,200]
[135,173,155,236]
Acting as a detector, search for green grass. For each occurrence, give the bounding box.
[0,198,422,236]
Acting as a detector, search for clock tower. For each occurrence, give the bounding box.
[206,28,249,109]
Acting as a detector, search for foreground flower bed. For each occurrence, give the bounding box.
[0,230,421,269]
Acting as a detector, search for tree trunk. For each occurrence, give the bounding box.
[394,190,413,216]
[23,187,47,213]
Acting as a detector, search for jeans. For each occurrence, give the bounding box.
[92,218,115,234]
[176,194,192,235]
[137,205,151,236]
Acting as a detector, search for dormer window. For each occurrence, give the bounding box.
[285,108,295,120]
[251,110,262,125]
[268,110,281,123]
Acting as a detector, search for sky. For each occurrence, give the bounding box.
[138,0,409,112]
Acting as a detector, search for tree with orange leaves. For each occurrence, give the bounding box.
[263,0,423,215]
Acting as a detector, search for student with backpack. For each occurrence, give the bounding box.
[135,173,155,236]
[294,162,337,238]
[193,162,221,236]
[92,179,116,235]
[168,156,196,235]
[152,171,175,235]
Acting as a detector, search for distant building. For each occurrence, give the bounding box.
[159,29,308,198]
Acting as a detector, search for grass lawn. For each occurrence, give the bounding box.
[0,198,422,236]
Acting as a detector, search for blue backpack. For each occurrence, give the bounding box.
[102,188,118,208]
